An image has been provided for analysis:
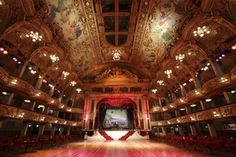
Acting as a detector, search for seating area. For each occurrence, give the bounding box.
[0,134,81,154]
[154,135,236,154]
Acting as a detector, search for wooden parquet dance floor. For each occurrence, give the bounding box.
[18,140,213,157]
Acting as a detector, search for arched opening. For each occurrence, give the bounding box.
[95,97,138,130]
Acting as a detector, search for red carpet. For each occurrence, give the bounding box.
[119,131,135,140]
[99,131,113,140]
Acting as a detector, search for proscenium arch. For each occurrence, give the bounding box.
[94,97,139,130]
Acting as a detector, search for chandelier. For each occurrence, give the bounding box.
[175,54,185,62]
[112,49,121,61]
[164,69,172,78]
[49,54,60,63]
[151,89,158,94]
[25,31,43,42]
[193,26,210,37]
[76,88,82,93]
[69,81,77,87]
[157,80,165,86]
[62,71,70,79]
[232,43,236,50]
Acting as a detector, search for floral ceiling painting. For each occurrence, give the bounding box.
[46,0,96,75]
[140,0,186,72]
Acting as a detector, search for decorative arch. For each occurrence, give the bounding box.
[94,97,138,130]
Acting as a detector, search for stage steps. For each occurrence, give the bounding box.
[86,130,149,141]
[119,131,135,140]
[99,131,113,140]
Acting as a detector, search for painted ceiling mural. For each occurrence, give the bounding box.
[135,0,186,73]
[45,0,100,76]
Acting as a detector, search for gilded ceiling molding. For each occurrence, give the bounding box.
[201,0,214,12]
[19,0,36,16]
[182,15,236,40]
[29,44,65,72]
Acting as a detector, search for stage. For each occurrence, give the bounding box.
[18,140,213,157]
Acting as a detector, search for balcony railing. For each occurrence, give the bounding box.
[151,103,236,127]
[0,103,82,127]
[0,67,83,114]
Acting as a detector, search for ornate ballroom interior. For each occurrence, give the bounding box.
[0,0,236,157]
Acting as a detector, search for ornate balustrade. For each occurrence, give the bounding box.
[151,103,236,127]
[151,67,236,113]
[0,67,83,114]
[0,103,82,126]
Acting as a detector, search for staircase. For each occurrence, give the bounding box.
[99,131,113,140]
[119,131,135,140]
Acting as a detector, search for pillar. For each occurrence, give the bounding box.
[158,97,162,107]
[223,92,231,104]
[175,110,180,117]
[207,122,217,136]
[200,100,206,110]
[51,125,56,136]
[178,125,184,135]
[180,85,186,97]
[211,61,223,76]
[20,124,29,136]
[66,127,71,136]
[189,124,197,136]
[185,106,191,114]
[161,127,166,136]
[38,125,45,136]
[92,99,98,129]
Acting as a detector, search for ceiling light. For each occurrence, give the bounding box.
[28,124,32,127]
[190,104,197,107]
[11,79,17,85]
[193,26,210,37]
[230,90,236,94]
[157,80,165,86]
[43,53,47,57]
[112,49,121,61]
[151,89,158,94]
[0,47,8,54]
[76,88,82,93]
[70,81,77,86]
[48,84,54,88]
[220,77,228,83]
[2,91,7,95]
[232,44,236,50]
[25,31,43,42]
[0,0,4,5]
[36,125,40,127]
[205,98,212,103]
[62,71,70,79]
[164,69,172,78]
[24,99,31,103]
[179,108,185,111]
[175,54,185,62]
[49,54,60,63]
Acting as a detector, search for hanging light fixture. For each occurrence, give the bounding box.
[151,89,158,94]
[25,31,43,42]
[175,54,185,62]
[70,81,77,86]
[62,71,70,79]
[76,88,82,93]
[112,49,121,61]
[164,69,172,78]
[49,54,60,63]
[193,26,210,37]
[157,80,165,86]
